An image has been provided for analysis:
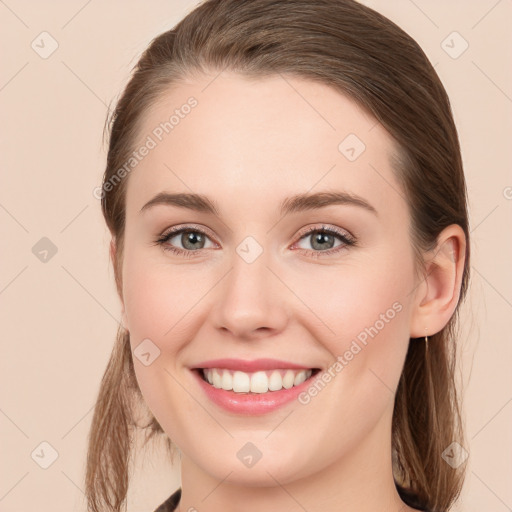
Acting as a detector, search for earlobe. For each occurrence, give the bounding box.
[410,225,466,338]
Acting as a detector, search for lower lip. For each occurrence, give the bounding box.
[191,369,318,415]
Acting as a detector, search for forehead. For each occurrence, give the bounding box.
[125,72,405,220]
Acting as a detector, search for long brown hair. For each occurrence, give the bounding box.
[85,1,471,511]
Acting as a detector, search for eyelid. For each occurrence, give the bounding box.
[160,223,219,242]
[294,224,354,243]
[159,223,354,242]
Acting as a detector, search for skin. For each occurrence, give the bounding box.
[113,72,466,512]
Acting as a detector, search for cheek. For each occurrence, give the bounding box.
[307,251,411,331]
[121,248,200,431]
[301,251,414,388]
[122,245,197,343]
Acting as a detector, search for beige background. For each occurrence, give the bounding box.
[1,1,511,511]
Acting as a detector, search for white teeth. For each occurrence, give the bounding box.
[212,370,222,389]
[250,371,268,393]
[202,368,313,393]
[268,370,283,391]
[232,371,250,392]
[283,370,295,389]
[221,370,233,390]
[294,371,306,386]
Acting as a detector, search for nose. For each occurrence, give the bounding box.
[210,250,290,340]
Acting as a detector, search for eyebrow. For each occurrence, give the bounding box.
[140,191,378,217]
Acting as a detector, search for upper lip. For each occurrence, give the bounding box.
[191,358,318,372]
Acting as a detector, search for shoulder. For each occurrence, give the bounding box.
[153,487,181,512]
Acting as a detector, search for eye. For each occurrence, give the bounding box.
[154,225,217,257]
[292,225,356,258]
[153,223,356,258]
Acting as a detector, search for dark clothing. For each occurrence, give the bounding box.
[154,488,181,512]
[396,483,431,511]
[153,485,433,511]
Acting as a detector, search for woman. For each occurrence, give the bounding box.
[86,1,470,511]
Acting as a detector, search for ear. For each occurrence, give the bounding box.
[410,224,467,338]
[110,238,129,330]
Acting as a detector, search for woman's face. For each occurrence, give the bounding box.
[120,72,424,485]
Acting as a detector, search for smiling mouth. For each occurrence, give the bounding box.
[194,367,321,394]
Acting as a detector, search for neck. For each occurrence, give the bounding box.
[175,410,416,512]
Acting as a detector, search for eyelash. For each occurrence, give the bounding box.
[153,224,356,259]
